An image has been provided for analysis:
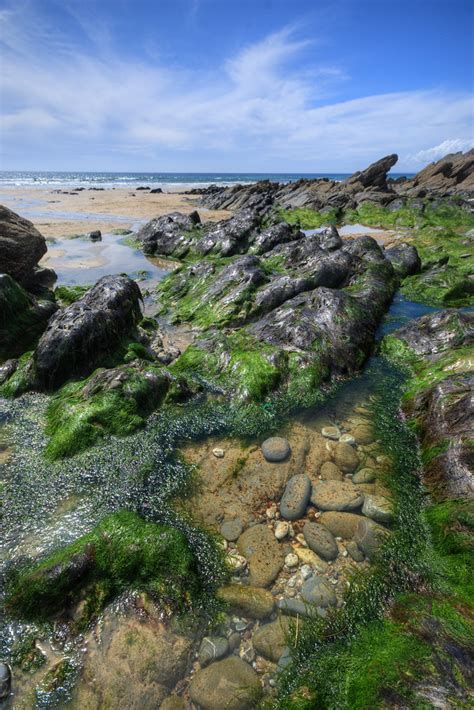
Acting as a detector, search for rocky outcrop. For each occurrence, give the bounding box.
[384,310,474,499]
[138,210,201,256]
[0,205,50,288]
[191,151,474,214]
[31,275,142,390]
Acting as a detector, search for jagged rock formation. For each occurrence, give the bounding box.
[190,151,474,214]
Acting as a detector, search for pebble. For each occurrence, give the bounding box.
[339,433,356,445]
[212,447,225,458]
[300,564,313,580]
[276,598,323,619]
[321,425,341,440]
[303,521,338,561]
[296,533,307,547]
[220,518,243,542]
[274,521,289,540]
[280,474,312,520]
[352,468,376,484]
[227,552,247,573]
[198,636,229,667]
[239,641,255,664]
[294,547,329,573]
[261,437,291,462]
[310,480,364,511]
[346,541,365,562]
[285,553,299,568]
[266,504,277,519]
[301,576,337,607]
[362,495,394,524]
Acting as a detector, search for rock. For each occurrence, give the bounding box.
[285,553,299,568]
[89,229,102,241]
[354,518,389,560]
[321,426,341,440]
[318,511,363,539]
[300,576,337,607]
[280,474,311,520]
[294,547,328,573]
[198,636,229,667]
[333,442,360,473]
[346,541,365,562]
[253,618,290,663]
[237,525,284,587]
[276,598,323,619]
[0,662,11,700]
[362,495,394,524]
[339,433,356,445]
[220,519,243,542]
[351,424,374,445]
[352,468,376,484]
[138,210,201,256]
[196,209,261,257]
[217,584,274,619]
[0,205,48,286]
[261,436,291,462]
[319,461,344,481]
[300,564,312,580]
[227,552,247,574]
[385,243,421,278]
[149,188,163,194]
[160,695,188,710]
[389,310,474,359]
[32,275,142,390]
[274,521,289,540]
[188,657,261,710]
[252,222,303,255]
[302,521,338,561]
[213,447,225,458]
[73,614,192,709]
[345,154,399,191]
[310,480,364,511]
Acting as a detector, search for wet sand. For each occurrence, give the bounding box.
[0,186,230,237]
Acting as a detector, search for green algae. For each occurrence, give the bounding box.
[5,511,205,622]
[44,363,171,459]
[277,206,341,228]
[54,284,90,306]
[0,275,52,360]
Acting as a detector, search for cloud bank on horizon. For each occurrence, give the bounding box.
[0,0,473,172]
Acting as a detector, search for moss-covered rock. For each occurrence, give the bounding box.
[5,511,203,621]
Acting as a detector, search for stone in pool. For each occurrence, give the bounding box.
[189,657,261,710]
[301,576,337,607]
[362,495,394,524]
[280,474,312,520]
[352,468,376,484]
[220,518,243,541]
[303,521,338,560]
[354,518,389,560]
[198,636,229,667]
[310,480,364,511]
[261,436,291,462]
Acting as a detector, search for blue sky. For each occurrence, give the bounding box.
[1,0,473,172]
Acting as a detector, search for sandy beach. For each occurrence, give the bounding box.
[0,186,230,238]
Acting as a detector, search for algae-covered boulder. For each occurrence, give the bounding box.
[217,584,274,619]
[32,275,142,390]
[139,210,201,256]
[0,273,57,360]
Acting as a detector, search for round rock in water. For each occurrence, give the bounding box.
[280,474,312,520]
[321,426,341,440]
[354,518,389,560]
[301,576,337,607]
[0,663,11,700]
[310,480,364,511]
[352,468,376,484]
[320,461,344,481]
[220,518,243,542]
[198,636,229,667]
[261,436,291,462]
[303,521,338,561]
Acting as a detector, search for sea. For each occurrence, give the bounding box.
[0,171,414,190]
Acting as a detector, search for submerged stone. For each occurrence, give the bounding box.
[261,436,291,462]
[189,657,261,710]
[280,474,311,520]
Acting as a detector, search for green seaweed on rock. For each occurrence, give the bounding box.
[5,511,207,623]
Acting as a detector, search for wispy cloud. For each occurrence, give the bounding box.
[407,138,474,165]
[1,3,473,170]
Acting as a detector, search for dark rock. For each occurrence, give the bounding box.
[280,474,312,520]
[88,230,102,241]
[149,187,163,193]
[389,310,474,360]
[138,211,201,256]
[195,209,261,257]
[252,222,303,254]
[32,275,142,390]
[198,636,229,667]
[385,243,421,277]
[0,358,17,385]
[276,598,324,619]
[344,154,399,191]
[302,521,338,560]
[0,205,48,286]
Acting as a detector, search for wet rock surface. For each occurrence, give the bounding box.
[0,204,49,287]
[189,656,261,710]
[31,275,142,390]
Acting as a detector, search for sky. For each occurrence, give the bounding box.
[0,0,473,173]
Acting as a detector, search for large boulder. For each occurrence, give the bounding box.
[0,205,48,286]
[32,275,142,390]
[138,210,201,256]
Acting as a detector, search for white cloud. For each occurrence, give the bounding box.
[0,5,473,170]
[408,138,474,165]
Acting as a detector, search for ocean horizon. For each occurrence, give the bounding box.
[0,170,415,190]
